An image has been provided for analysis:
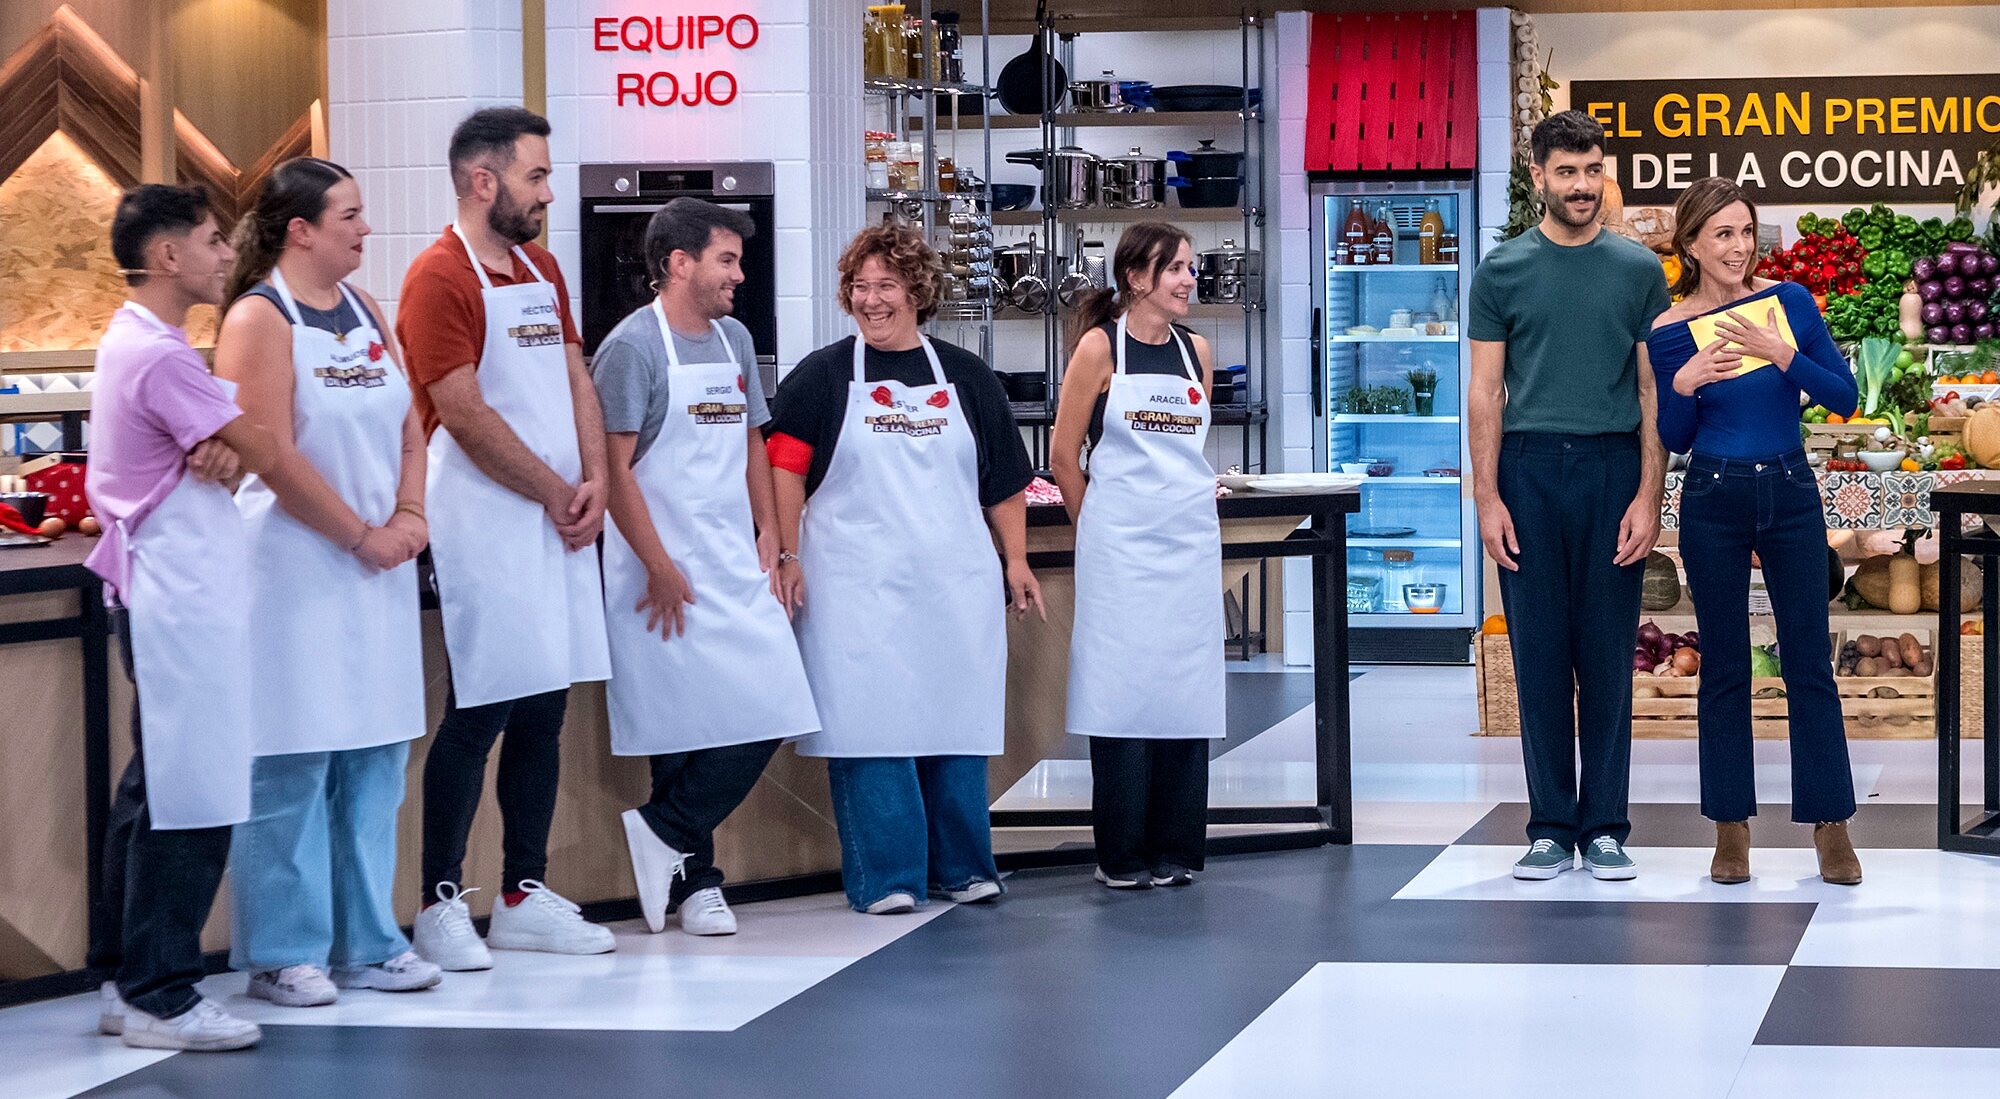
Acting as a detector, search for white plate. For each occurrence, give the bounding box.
[1244,473,1365,494]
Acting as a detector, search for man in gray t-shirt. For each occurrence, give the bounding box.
[592,311,769,464]
[591,197,807,940]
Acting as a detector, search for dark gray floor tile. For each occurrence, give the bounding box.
[1756,966,2000,1048]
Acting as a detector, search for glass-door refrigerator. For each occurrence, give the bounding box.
[1310,178,1478,664]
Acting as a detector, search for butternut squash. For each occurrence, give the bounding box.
[1888,554,1922,614]
[1965,404,2000,469]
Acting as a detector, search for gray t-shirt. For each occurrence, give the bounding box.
[589,308,770,464]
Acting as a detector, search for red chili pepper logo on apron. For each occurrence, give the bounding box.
[1188,387,1203,405]
[871,386,894,406]
[737,375,746,391]
[926,390,951,408]
[368,342,386,362]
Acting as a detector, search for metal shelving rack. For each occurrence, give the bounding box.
[1011,10,1271,652]
[864,0,996,363]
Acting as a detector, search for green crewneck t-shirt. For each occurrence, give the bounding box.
[1468,226,1671,436]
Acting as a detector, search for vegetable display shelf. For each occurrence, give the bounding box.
[1660,467,1997,532]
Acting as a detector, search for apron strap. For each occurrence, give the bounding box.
[334,281,376,338]
[1114,315,1199,382]
[511,245,546,283]
[651,303,737,372]
[449,223,532,291]
[849,332,948,389]
[267,267,307,326]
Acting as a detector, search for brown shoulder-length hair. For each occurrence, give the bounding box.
[837,223,943,325]
[1670,177,1759,300]
[1068,222,1194,354]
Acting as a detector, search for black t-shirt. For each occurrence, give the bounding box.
[769,336,1035,507]
[1089,321,1201,448]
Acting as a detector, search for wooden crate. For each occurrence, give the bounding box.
[1474,633,1518,736]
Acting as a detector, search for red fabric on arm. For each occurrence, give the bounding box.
[766,431,813,476]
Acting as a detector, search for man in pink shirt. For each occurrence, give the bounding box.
[85,184,365,1052]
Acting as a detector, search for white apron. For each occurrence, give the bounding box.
[426,226,610,707]
[236,270,424,755]
[109,312,254,827]
[791,336,1006,758]
[1066,316,1224,739]
[602,304,819,754]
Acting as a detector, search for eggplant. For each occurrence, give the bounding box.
[1953,323,1974,343]
[1971,301,1991,323]
[1930,324,1954,343]
[1973,277,1993,299]
[1947,275,1969,299]
[1979,323,1998,341]
[1984,253,2000,276]
[1921,280,1945,301]
[1914,256,1938,280]
[1923,301,1947,326]
[1946,302,1968,325]
[1938,252,1962,277]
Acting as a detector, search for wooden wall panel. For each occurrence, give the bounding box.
[0,1,144,77]
[169,0,322,171]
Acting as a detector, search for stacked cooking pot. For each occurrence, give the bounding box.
[993,230,1108,314]
[1005,138,1244,212]
[936,198,996,320]
[1196,239,1261,306]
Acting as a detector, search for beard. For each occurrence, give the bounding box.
[1541,184,1600,229]
[488,184,546,245]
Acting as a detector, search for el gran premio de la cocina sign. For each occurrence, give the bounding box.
[1573,75,2000,205]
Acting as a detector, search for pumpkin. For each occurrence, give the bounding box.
[1660,253,1682,289]
[1921,557,1983,613]
[1481,615,1508,635]
[1964,404,2000,469]
[1642,551,1681,611]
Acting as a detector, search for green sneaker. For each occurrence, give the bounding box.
[1583,836,1637,880]
[1511,839,1574,881]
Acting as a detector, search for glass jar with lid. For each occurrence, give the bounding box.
[1382,549,1417,611]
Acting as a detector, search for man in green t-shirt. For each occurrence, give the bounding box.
[1468,111,1672,884]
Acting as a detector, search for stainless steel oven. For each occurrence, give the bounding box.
[579,162,777,378]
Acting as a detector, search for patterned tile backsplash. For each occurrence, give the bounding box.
[3,372,94,455]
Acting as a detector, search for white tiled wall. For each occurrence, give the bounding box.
[1269,11,1317,663]
[1475,7,1513,261]
[327,0,525,322]
[327,0,862,359]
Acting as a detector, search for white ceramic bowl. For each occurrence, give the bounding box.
[1339,462,1371,475]
[1858,449,1904,472]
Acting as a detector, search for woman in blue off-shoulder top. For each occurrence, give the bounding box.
[1645,177,1861,888]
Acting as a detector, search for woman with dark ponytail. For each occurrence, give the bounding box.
[1049,222,1222,890]
[212,158,441,1005]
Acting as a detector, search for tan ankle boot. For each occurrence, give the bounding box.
[1710,821,1751,884]
[1814,821,1862,885]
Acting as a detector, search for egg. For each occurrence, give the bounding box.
[79,515,101,536]
[37,517,64,539]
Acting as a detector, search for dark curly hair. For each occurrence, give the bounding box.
[837,223,943,325]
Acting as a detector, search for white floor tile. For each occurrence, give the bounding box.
[201,893,953,1033]
[1789,848,2000,969]
[1728,1045,2000,1097]
[1393,845,1867,905]
[0,993,173,1099]
[1170,962,1784,1099]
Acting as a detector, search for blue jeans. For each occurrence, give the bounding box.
[1679,450,1855,824]
[229,741,412,971]
[826,756,1000,911]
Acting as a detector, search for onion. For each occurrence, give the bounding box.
[1683,630,1700,650]
[1633,650,1656,672]
[1638,621,1664,647]
[1945,275,1968,299]
[1921,280,1945,302]
[1946,302,1967,325]
[1953,323,1974,344]
[1929,324,1954,344]
[1923,302,1947,326]
[1938,253,1962,277]
[1672,647,1701,674]
[1914,257,1937,280]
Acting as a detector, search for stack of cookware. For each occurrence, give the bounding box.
[1005,146,1181,210]
[993,230,1109,315]
[1196,239,1261,306]
[937,197,996,320]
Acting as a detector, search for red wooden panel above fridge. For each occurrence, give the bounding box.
[1304,11,1478,174]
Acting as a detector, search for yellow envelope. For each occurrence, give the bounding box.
[1686,296,1797,375]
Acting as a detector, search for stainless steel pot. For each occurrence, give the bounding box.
[1068,70,1128,113]
[1055,230,1095,308]
[1197,239,1262,279]
[995,232,1041,287]
[1098,147,1171,209]
[1197,272,1249,304]
[1006,146,1099,210]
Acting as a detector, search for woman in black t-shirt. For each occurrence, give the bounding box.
[766,224,1041,915]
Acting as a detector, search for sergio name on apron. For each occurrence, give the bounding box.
[236,269,424,755]
[426,226,610,707]
[1066,315,1224,739]
[791,335,1006,758]
[602,305,819,754]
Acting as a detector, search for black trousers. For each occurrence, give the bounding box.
[1494,432,1645,850]
[637,739,781,906]
[87,609,233,1020]
[1089,737,1208,875]
[1679,451,1855,824]
[420,686,570,896]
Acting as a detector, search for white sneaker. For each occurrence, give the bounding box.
[247,965,338,1007]
[863,892,918,915]
[412,882,493,972]
[677,887,737,936]
[621,809,687,934]
[98,981,126,1036]
[332,950,443,992]
[945,880,1002,904]
[486,880,616,955]
[121,997,261,1052]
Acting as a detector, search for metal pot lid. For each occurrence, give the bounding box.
[1199,239,1250,257]
[1188,139,1241,157]
[1104,146,1164,165]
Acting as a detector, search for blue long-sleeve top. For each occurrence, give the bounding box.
[1647,280,1858,458]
